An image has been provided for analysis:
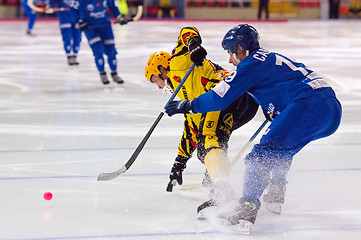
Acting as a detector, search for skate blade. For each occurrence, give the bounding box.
[265,202,282,215]
[231,220,252,234]
[197,206,217,220]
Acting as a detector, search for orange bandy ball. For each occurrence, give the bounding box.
[43,192,53,201]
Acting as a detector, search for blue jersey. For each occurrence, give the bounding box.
[47,0,80,23]
[49,0,71,8]
[78,0,121,27]
[193,48,336,115]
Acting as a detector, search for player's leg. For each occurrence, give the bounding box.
[262,160,290,214]
[85,29,108,84]
[58,12,75,65]
[166,115,199,192]
[22,1,37,35]
[197,94,259,217]
[71,22,82,65]
[224,94,341,230]
[264,0,269,20]
[196,109,235,217]
[101,25,124,84]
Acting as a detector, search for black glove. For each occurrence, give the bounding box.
[116,15,131,25]
[188,37,207,67]
[165,100,195,117]
[77,19,88,31]
[262,108,278,122]
[166,156,188,192]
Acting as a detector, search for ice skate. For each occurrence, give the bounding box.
[197,181,236,219]
[100,72,110,85]
[218,197,260,235]
[26,30,36,37]
[263,180,286,215]
[197,199,218,219]
[111,72,124,84]
[67,56,79,66]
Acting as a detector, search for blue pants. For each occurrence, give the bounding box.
[84,24,117,73]
[57,11,82,57]
[243,94,342,204]
[22,0,36,31]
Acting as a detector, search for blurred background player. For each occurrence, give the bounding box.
[117,0,128,15]
[329,0,340,19]
[258,0,269,20]
[157,0,175,18]
[144,26,260,218]
[77,0,131,85]
[46,0,82,65]
[348,0,361,18]
[22,0,38,36]
[165,24,342,233]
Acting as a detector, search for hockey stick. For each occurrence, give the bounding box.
[230,119,269,167]
[27,1,69,12]
[131,5,143,21]
[180,119,269,190]
[97,63,196,181]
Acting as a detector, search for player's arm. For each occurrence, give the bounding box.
[44,0,55,13]
[108,0,130,25]
[178,27,207,67]
[165,57,263,115]
[76,0,88,31]
[200,60,230,92]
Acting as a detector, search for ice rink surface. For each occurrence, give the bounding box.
[0,19,360,240]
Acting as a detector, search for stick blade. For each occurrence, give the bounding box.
[180,183,203,190]
[97,166,127,181]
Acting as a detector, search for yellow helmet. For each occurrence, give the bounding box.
[145,51,171,82]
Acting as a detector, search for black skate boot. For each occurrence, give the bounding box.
[111,72,124,84]
[197,181,236,219]
[67,56,79,66]
[197,199,218,219]
[100,72,110,85]
[219,197,260,234]
[26,30,36,37]
[263,180,286,215]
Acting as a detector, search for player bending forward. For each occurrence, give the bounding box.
[145,27,260,218]
[165,24,342,233]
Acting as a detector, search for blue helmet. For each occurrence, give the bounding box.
[222,24,260,54]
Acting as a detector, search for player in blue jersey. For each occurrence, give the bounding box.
[46,0,82,65]
[22,0,37,36]
[165,24,342,233]
[76,0,131,84]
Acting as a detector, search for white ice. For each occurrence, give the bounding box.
[0,19,361,240]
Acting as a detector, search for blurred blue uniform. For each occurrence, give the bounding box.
[78,0,121,74]
[192,48,342,204]
[49,0,82,64]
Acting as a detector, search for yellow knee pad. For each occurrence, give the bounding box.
[204,148,231,182]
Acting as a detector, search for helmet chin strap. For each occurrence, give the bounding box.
[233,49,249,64]
[233,53,241,64]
